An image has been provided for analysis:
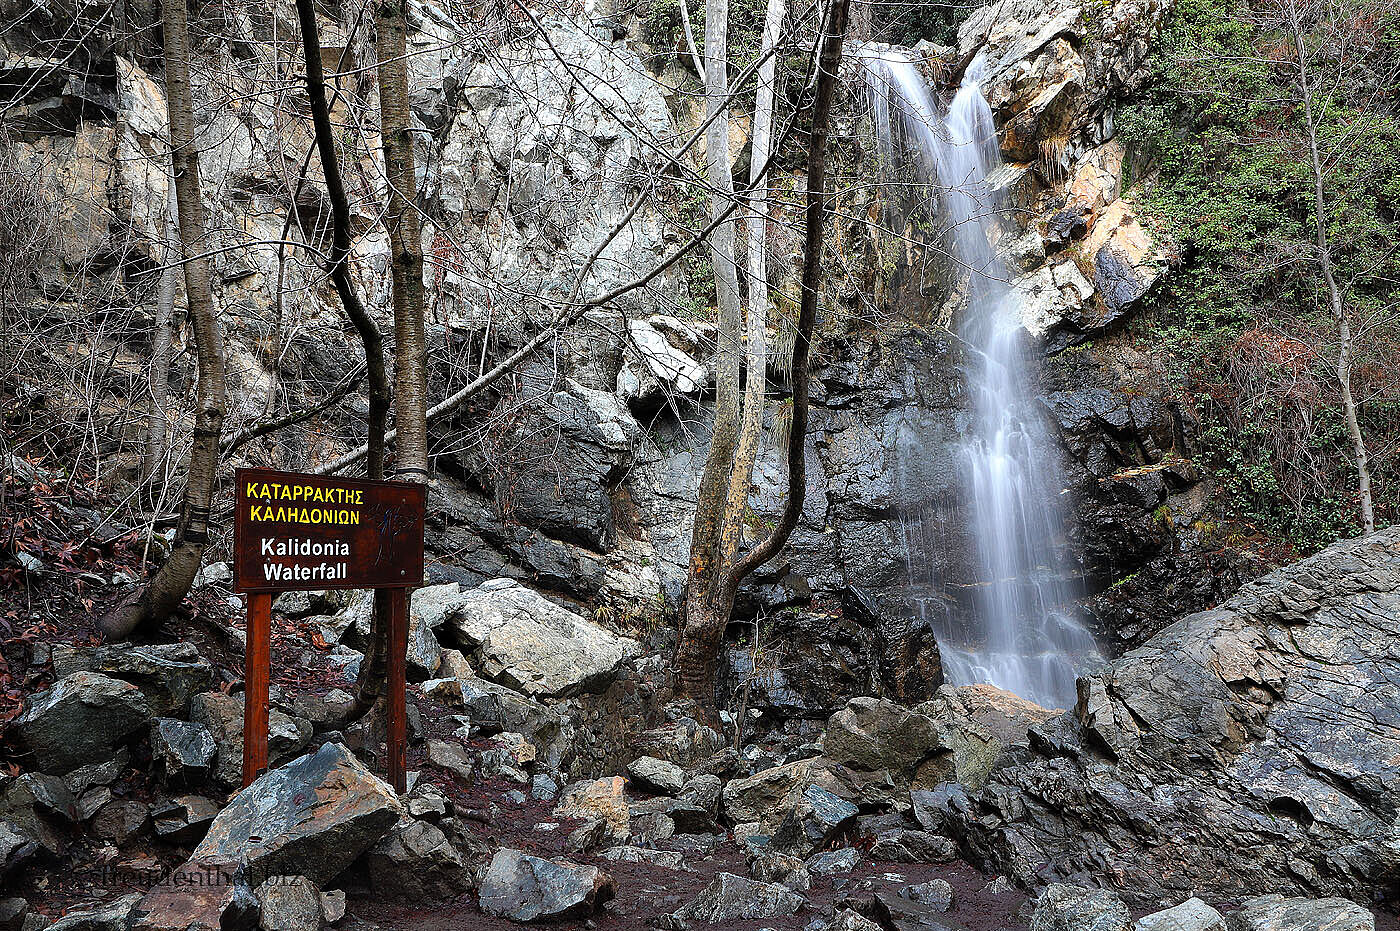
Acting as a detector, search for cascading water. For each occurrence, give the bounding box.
[857,46,1102,709]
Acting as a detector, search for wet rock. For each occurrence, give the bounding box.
[92,800,148,844]
[150,795,219,845]
[554,777,629,841]
[1226,895,1373,931]
[477,848,615,922]
[190,743,402,886]
[47,893,141,931]
[16,672,152,774]
[150,718,216,786]
[674,872,805,923]
[255,875,323,931]
[53,642,215,715]
[626,755,685,795]
[444,579,639,697]
[365,819,470,900]
[1030,884,1130,931]
[1134,898,1224,931]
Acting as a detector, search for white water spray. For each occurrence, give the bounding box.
[857,46,1101,708]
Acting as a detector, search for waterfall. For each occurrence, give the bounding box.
[857,46,1102,709]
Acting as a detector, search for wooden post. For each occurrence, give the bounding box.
[386,588,408,794]
[242,591,272,787]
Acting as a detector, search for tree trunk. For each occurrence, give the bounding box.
[676,0,850,706]
[355,0,430,710]
[142,178,179,483]
[101,0,227,639]
[1287,1,1375,535]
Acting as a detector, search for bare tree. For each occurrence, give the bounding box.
[101,0,227,639]
[676,0,852,710]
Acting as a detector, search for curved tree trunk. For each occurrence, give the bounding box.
[101,0,226,639]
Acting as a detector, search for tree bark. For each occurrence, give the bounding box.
[676,0,850,705]
[101,0,227,639]
[294,0,389,483]
[355,0,430,710]
[142,178,179,483]
[1286,1,1375,535]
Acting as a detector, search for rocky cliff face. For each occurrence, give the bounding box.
[941,525,1400,908]
[1,0,1253,718]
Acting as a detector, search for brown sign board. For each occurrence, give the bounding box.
[233,467,425,593]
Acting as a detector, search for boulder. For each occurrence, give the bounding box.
[190,743,402,886]
[91,800,148,844]
[821,697,942,788]
[46,893,141,931]
[747,848,811,891]
[444,579,639,697]
[0,897,28,931]
[869,828,958,863]
[1134,898,1224,931]
[1226,895,1374,931]
[721,758,863,829]
[903,879,955,911]
[952,529,1400,906]
[833,908,884,931]
[477,848,614,922]
[771,784,859,856]
[1030,884,1131,931]
[0,821,40,876]
[807,847,859,876]
[255,875,324,931]
[364,819,470,900]
[0,772,75,854]
[53,642,214,715]
[16,672,152,774]
[150,718,216,786]
[150,795,219,846]
[626,755,685,795]
[554,777,629,841]
[673,872,805,923]
[599,845,685,870]
[190,691,312,788]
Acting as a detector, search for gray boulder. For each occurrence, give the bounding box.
[92,800,148,844]
[0,772,74,854]
[53,642,214,715]
[151,795,219,846]
[599,845,685,870]
[365,819,470,900]
[1135,898,1224,931]
[807,847,859,876]
[46,893,141,931]
[16,672,152,773]
[673,872,805,923]
[477,848,614,922]
[1031,884,1130,931]
[150,718,216,786]
[772,784,859,856]
[444,579,639,697]
[189,691,311,788]
[1226,895,1374,931]
[255,876,323,931]
[190,743,402,886]
[626,756,685,795]
[869,828,958,863]
[903,878,955,912]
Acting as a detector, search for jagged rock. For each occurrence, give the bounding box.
[747,847,811,891]
[426,740,475,782]
[772,784,859,856]
[903,879,955,911]
[0,897,27,931]
[954,529,1400,906]
[630,810,675,843]
[62,752,128,797]
[1226,895,1374,931]
[406,783,451,820]
[47,893,141,931]
[821,697,941,787]
[16,672,152,774]
[721,758,863,829]
[869,829,958,863]
[807,847,859,876]
[151,795,219,845]
[0,821,40,875]
[832,908,884,931]
[673,872,805,923]
[365,819,470,900]
[92,800,148,843]
[477,848,614,922]
[633,719,725,769]
[554,777,629,841]
[530,774,560,802]
[1134,898,1224,931]
[565,817,609,854]
[438,648,473,679]
[1030,884,1130,931]
[319,889,346,925]
[255,876,323,931]
[598,845,685,869]
[150,718,216,786]
[444,579,639,697]
[0,773,74,853]
[190,743,402,886]
[53,642,215,715]
[626,755,685,795]
[190,691,312,788]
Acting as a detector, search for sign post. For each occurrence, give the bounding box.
[232,468,424,793]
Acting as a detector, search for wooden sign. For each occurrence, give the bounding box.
[230,467,424,795]
[233,468,425,592]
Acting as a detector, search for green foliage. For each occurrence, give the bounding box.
[642,0,773,74]
[1118,0,1400,550]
